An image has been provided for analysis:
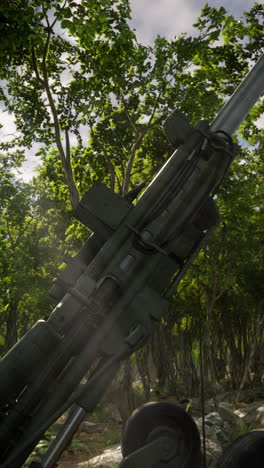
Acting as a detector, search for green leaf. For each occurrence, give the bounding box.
[60,19,73,30]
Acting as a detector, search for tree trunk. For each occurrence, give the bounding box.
[151,327,167,390]
[5,305,18,350]
[116,359,136,423]
[135,344,151,401]
[235,309,264,403]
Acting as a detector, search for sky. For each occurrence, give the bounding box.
[129,0,259,44]
[1,0,262,182]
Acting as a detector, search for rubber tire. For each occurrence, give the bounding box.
[215,430,264,468]
[121,401,201,467]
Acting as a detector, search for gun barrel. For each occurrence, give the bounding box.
[211,53,264,135]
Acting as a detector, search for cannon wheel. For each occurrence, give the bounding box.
[121,401,201,467]
[215,430,264,468]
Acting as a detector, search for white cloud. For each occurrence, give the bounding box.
[129,0,258,45]
[13,147,42,183]
[0,109,17,142]
[255,114,264,130]
[129,0,200,44]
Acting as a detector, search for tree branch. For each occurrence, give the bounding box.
[40,22,79,209]
[31,46,44,85]
[121,128,142,195]
[146,87,165,130]
[90,126,117,192]
[120,94,138,133]
[5,219,15,251]
[65,128,71,164]
[122,84,167,196]
[41,4,59,31]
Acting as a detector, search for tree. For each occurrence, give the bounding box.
[0,0,138,206]
[166,137,264,392]
[1,1,262,210]
[0,158,69,352]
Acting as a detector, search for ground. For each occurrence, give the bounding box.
[42,415,122,468]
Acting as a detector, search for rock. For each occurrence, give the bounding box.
[196,411,225,432]
[189,397,216,417]
[81,421,103,434]
[215,392,233,404]
[238,389,264,403]
[72,445,122,468]
[203,439,223,468]
[234,401,264,428]
[195,411,233,449]
[218,403,247,431]
[194,411,234,467]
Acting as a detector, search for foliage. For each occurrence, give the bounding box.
[156,138,264,393]
[231,423,249,441]
[24,431,91,465]
[24,431,55,465]
[1,1,262,208]
[0,162,68,352]
[0,0,263,393]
